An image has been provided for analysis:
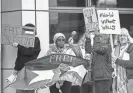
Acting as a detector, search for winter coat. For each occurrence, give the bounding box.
[115,43,133,79]
[14,37,41,71]
[91,35,113,81]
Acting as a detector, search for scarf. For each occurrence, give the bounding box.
[115,44,129,93]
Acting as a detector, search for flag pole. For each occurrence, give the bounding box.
[110,34,114,51]
[105,7,116,93]
[110,34,117,93]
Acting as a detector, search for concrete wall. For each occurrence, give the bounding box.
[1,8,22,93]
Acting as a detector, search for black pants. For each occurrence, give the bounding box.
[94,80,112,93]
[81,83,92,93]
[71,86,80,93]
[16,90,34,93]
[50,81,72,93]
[71,85,92,93]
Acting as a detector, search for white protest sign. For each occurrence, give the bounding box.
[97,10,121,34]
[83,7,98,32]
[2,24,35,47]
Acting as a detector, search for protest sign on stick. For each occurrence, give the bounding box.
[97,10,121,34]
[97,10,121,93]
[83,7,99,32]
[1,24,35,47]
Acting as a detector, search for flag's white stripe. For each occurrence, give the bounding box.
[29,70,54,85]
[69,65,87,78]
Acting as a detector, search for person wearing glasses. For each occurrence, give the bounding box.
[47,33,75,93]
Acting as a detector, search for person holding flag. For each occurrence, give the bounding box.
[47,33,76,93]
[68,31,92,93]
[7,23,41,93]
[5,31,89,93]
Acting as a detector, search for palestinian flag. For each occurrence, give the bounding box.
[9,54,90,90]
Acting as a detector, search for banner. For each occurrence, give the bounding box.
[9,54,90,90]
[97,10,121,34]
[1,24,35,47]
[83,7,98,32]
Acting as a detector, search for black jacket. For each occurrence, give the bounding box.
[14,37,41,71]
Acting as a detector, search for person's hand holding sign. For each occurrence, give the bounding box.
[12,43,18,47]
[12,42,29,48]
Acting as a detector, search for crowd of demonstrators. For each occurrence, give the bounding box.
[12,23,41,93]
[36,27,133,93]
[7,24,133,93]
[68,27,133,93]
[112,28,133,93]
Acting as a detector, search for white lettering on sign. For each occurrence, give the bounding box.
[49,54,76,63]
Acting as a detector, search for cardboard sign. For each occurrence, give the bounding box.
[97,10,121,34]
[2,24,35,47]
[83,7,98,32]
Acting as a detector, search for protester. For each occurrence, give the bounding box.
[47,33,75,93]
[68,32,92,93]
[91,33,112,93]
[11,23,41,93]
[81,32,92,93]
[68,31,77,45]
[112,28,133,93]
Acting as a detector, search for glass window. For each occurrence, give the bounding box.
[22,0,35,10]
[49,0,86,7]
[92,0,133,8]
[49,13,85,44]
[119,14,133,37]
[120,14,133,29]
[117,0,133,8]
[36,12,50,56]
[22,11,35,26]
[36,0,49,10]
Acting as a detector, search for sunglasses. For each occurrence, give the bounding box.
[57,39,65,42]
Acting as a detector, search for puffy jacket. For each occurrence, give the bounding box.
[92,35,113,80]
